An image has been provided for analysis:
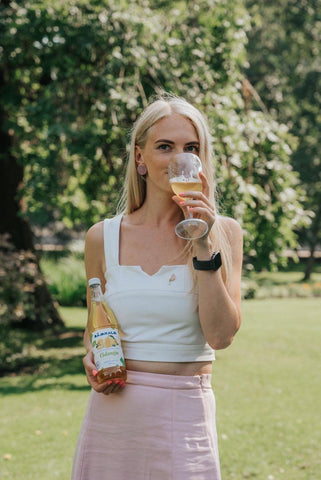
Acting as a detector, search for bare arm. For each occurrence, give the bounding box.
[83,221,125,394]
[193,217,243,350]
[83,221,105,351]
[172,171,242,350]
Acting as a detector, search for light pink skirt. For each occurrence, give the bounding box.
[72,370,221,480]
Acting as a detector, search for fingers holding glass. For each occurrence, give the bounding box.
[176,194,216,232]
[168,153,209,240]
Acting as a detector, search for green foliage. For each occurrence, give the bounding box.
[0,0,309,270]
[241,269,321,300]
[244,0,321,254]
[40,254,86,306]
[213,109,305,270]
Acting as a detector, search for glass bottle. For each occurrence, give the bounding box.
[88,277,126,383]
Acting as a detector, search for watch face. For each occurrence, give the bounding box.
[213,252,222,269]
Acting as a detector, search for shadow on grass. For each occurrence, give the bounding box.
[39,327,84,349]
[0,326,91,394]
[1,356,90,395]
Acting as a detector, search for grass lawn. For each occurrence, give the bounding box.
[1,299,320,479]
[215,298,321,479]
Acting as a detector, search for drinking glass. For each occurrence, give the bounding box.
[168,152,208,240]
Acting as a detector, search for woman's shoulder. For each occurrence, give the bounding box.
[217,215,243,238]
[85,215,121,247]
[85,220,104,245]
[86,214,119,236]
[217,216,243,258]
[85,221,107,279]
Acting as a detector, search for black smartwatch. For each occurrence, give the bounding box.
[192,251,222,271]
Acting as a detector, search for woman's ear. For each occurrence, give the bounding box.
[135,145,143,165]
[135,145,148,176]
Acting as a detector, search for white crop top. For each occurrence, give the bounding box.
[103,215,215,362]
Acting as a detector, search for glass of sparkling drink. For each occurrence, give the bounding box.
[168,152,208,240]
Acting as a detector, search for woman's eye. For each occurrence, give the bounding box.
[157,144,170,151]
[185,145,199,153]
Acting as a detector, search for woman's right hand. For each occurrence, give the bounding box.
[83,350,125,395]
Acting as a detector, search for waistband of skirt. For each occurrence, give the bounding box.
[125,369,212,389]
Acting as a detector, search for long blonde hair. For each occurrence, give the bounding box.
[117,94,232,286]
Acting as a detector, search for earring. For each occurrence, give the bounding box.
[137,163,147,176]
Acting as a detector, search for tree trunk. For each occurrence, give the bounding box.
[0,106,63,329]
[0,138,34,250]
[303,244,316,282]
[303,206,321,282]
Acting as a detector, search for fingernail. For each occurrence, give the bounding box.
[179,201,185,205]
[114,380,120,384]
[120,383,125,388]
[106,380,113,385]
[92,369,98,376]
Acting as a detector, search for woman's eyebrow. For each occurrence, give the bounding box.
[154,140,200,145]
[154,139,174,144]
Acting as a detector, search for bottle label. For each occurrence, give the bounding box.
[91,328,125,371]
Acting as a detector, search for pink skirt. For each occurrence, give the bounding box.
[72,370,221,480]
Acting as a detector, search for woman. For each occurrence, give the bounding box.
[72,94,243,479]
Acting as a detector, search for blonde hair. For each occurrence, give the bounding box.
[117,94,232,286]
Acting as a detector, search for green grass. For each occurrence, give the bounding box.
[215,298,321,479]
[1,300,320,479]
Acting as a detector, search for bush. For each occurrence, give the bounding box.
[242,273,321,300]
[241,278,258,299]
[40,254,86,306]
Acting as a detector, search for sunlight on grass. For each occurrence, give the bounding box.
[0,299,320,479]
[60,306,87,328]
[214,298,321,479]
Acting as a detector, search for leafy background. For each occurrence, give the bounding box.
[1,0,315,270]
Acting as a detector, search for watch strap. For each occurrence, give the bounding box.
[192,251,222,271]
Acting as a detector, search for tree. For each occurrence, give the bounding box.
[244,0,321,278]
[154,0,306,269]
[0,2,63,330]
[0,0,308,331]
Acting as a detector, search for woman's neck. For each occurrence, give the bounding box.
[131,190,182,227]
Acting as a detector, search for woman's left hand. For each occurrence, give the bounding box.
[172,171,216,238]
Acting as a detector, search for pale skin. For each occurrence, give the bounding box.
[83,113,243,395]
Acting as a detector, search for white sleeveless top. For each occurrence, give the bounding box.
[103,215,215,362]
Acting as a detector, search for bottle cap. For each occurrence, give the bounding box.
[88,277,101,287]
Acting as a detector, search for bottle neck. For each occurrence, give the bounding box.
[89,284,103,302]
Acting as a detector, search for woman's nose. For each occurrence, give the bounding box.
[175,147,185,155]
